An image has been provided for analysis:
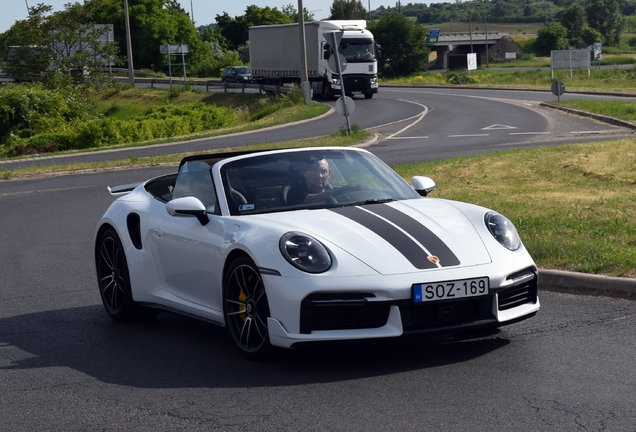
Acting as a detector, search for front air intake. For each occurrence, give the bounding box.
[498,269,538,311]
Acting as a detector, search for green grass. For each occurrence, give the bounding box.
[553,99,636,123]
[429,22,545,35]
[385,66,636,94]
[394,140,636,278]
[2,129,374,178]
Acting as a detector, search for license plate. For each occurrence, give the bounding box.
[413,277,489,303]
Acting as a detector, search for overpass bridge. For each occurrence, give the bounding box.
[427,33,515,70]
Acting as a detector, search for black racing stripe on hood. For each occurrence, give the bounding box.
[364,204,461,267]
[329,206,437,269]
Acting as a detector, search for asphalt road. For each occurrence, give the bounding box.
[1,89,636,430]
[3,86,635,170]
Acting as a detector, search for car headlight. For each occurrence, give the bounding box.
[485,212,522,251]
[332,78,340,86]
[370,77,378,85]
[279,232,332,273]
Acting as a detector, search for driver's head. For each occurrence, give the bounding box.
[303,159,330,194]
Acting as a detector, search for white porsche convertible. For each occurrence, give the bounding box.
[95,147,539,358]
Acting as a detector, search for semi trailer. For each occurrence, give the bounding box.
[249,20,379,99]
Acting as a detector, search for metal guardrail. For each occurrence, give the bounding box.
[0,73,290,94]
[115,77,290,94]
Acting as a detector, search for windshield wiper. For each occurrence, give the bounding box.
[363,198,395,205]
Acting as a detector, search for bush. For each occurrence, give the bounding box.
[445,71,478,84]
[190,52,244,78]
[0,83,98,143]
[534,23,568,56]
[1,97,237,157]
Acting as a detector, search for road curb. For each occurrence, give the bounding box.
[540,102,636,131]
[540,268,636,300]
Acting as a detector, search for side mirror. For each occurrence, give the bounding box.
[411,176,436,197]
[166,196,209,226]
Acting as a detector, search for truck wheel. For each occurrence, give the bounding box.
[364,93,373,99]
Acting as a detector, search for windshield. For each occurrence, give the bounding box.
[220,149,419,216]
[339,40,376,63]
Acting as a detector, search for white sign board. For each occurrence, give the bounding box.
[160,44,190,54]
[551,49,590,78]
[505,52,516,59]
[467,53,477,71]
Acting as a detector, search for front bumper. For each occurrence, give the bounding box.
[331,74,378,93]
[267,268,540,349]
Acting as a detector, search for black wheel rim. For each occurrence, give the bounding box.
[97,235,126,315]
[225,263,269,353]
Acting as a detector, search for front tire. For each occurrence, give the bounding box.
[223,256,274,359]
[96,228,160,321]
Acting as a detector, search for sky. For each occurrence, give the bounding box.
[2,0,402,34]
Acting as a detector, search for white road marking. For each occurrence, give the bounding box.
[386,136,429,140]
[509,132,551,135]
[385,100,430,140]
[448,134,490,138]
[482,124,518,130]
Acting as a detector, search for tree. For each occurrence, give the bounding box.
[582,27,603,44]
[3,2,119,85]
[368,14,428,77]
[561,4,586,44]
[586,0,625,45]
[534,22,568,55]
[281,3,315,22]
[533,2,556,24]
[330,0,367,20]
[215,6,292,51]
[94,0,210,73]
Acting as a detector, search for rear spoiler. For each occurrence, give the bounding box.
[108,182,142,196]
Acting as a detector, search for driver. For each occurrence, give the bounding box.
[287,159,336,205]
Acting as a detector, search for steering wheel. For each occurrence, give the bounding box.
[330,185,364,202]
[332,185,360,197]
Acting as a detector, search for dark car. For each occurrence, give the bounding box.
[221,66,254,83]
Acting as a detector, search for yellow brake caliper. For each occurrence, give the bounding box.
[239,272,255,322]
[239,289,247,321]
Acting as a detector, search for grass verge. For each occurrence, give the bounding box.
[553,99,636,124]
[395,139,636,278]
[0,130,374,179]
[385,65,636,94]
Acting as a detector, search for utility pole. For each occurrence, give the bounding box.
[123,0,135,86]
[25,0,30,14]
[468,10,473,53]
[298,0,311,105]
[485,13,489,67]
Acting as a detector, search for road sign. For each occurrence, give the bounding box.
[551,81,565,96]
[328,54,347,73]
[323,31,343,47]
[428,29,440,44]
[467,53,477,71]
[335,96,355,116]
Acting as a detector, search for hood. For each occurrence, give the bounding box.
[253,200,492,275]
